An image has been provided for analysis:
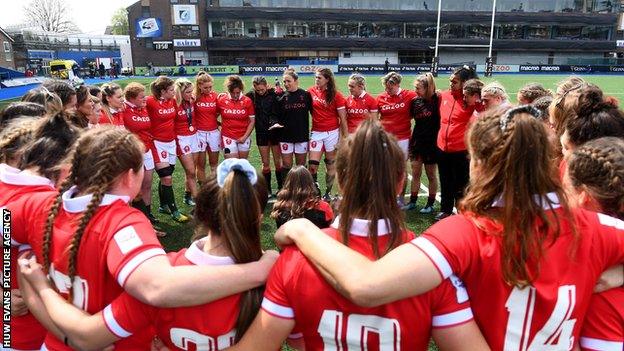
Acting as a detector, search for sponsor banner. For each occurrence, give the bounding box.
[173,39,201,47]
[337,64,470,73]
[617,40,624,48]
[476,64,520,73]
[172,4,198,25]
[289,64,338,73]
[239,65,289,74]
[136,18,163,38]
[519,65,619,73]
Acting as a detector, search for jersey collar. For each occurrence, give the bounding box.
[0,169,55,188]
[62,186,131,213]
[0,163,20,176]
[331,216,391,237]
[491,192,561,210]
[393,88,403,96]
[185,239,236,266]
[355,91,367,99]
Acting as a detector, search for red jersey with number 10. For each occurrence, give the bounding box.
[580,288,624,351]
[146,96,177,142]
[217,93,255,139]
[377,88,417,140]
[262,217,474,350]
[346,92,378,133]
[411,193,624,351]
[308,86,346,132]
[195,92,219,131]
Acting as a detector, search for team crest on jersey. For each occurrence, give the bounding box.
[184,146,191,153]
[225,139,232,145]
[161,151,167,158]
[310,141,318,148]
[282,144,288,151]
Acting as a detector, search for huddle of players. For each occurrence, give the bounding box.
[2,69,624,351]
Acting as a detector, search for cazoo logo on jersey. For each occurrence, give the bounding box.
[380,102,405,111]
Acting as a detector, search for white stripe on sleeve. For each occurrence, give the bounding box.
[432,308,473,328]
[580,337,623,351]
[411,237,453,279]
[261,297,295,319]
[103,305,133,338]
[116,248,166,286]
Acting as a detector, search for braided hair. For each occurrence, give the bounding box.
[568,137,624,219]
[41,127,144,298]
[0,117,40,166]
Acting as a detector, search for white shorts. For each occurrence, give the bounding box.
[397,139,410,160]
[143,150,155,171]
[177,134,200,155]
[309,129,340,153]
[197,129,221,153]
[280,142,308,154]
[153,140,177,165]
[222,136,251,155]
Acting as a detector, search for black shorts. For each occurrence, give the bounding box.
[256,130,280,147]
[409,143,438,165]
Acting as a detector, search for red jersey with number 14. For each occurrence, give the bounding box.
[217,93,255,139]
[580,288,624,351]
[146,96,177,142]
[122,101,153,152]
[412,193,624,351]
[346,92,378,133]
[262,217,474,350]
[308,86,346,132]
[103,240,245,351]
[195,92,219,131]
[378,88,417,140]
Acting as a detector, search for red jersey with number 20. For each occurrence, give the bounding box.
[262,217,474,351]
[308,86,346,132]
[146,96,177,142]
[195,92,219,131]
[411,193,624,351]
[346,92,378,133]
[40,187,166,351]
[217,93,255,139]
[377,88,417,140]
[103,240,244,351]
[580,288,624,351]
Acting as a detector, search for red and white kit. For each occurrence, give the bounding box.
[175,102,200,156]
[146,96,177,164]
[377,88,417,158]
[412,193,624,350]
[217,93,255,155]
[346,91,378,134]
[102,239,246,351]
[194,92,221,153]
[122,101,155,170]
[308,86,346,153]
[580,288,623,351]
[262,217,474,350]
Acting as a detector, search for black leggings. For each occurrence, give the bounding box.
[437,149,470,214]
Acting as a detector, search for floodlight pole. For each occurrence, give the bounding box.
[485,0,497,77]
[430,0,442,76]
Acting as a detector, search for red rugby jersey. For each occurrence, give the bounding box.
[99,108,124,127]
[308,86,346,132]
[580,288,624,351]
[103,240,245,351]
[195,92,219,131]
[346,91,378,133]
[1,165,54,350]
[412,193,624,351]
[146,96,177,142]
[217,93,255,140]
[122,101,153,152]
[263,217,474,350]
[175,101,196,137]
[38,187,166,350]
[377,88,417,140]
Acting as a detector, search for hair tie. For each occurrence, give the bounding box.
[216,158,258,188]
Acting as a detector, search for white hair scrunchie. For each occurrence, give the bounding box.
[216,158,258,188]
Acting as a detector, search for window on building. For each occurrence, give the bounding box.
[327,22,358,38]
[141,6,150,18]
[526,25,552,39]
[3,41,11,61]
[466,25,491,39]
[498,24,524,39]
[554,26,583,40]
[581,26,611,40]
[211,21,226,37]
[360,23,403,38]
[440,24,465,39]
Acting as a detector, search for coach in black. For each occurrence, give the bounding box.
[247,76,284,196]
